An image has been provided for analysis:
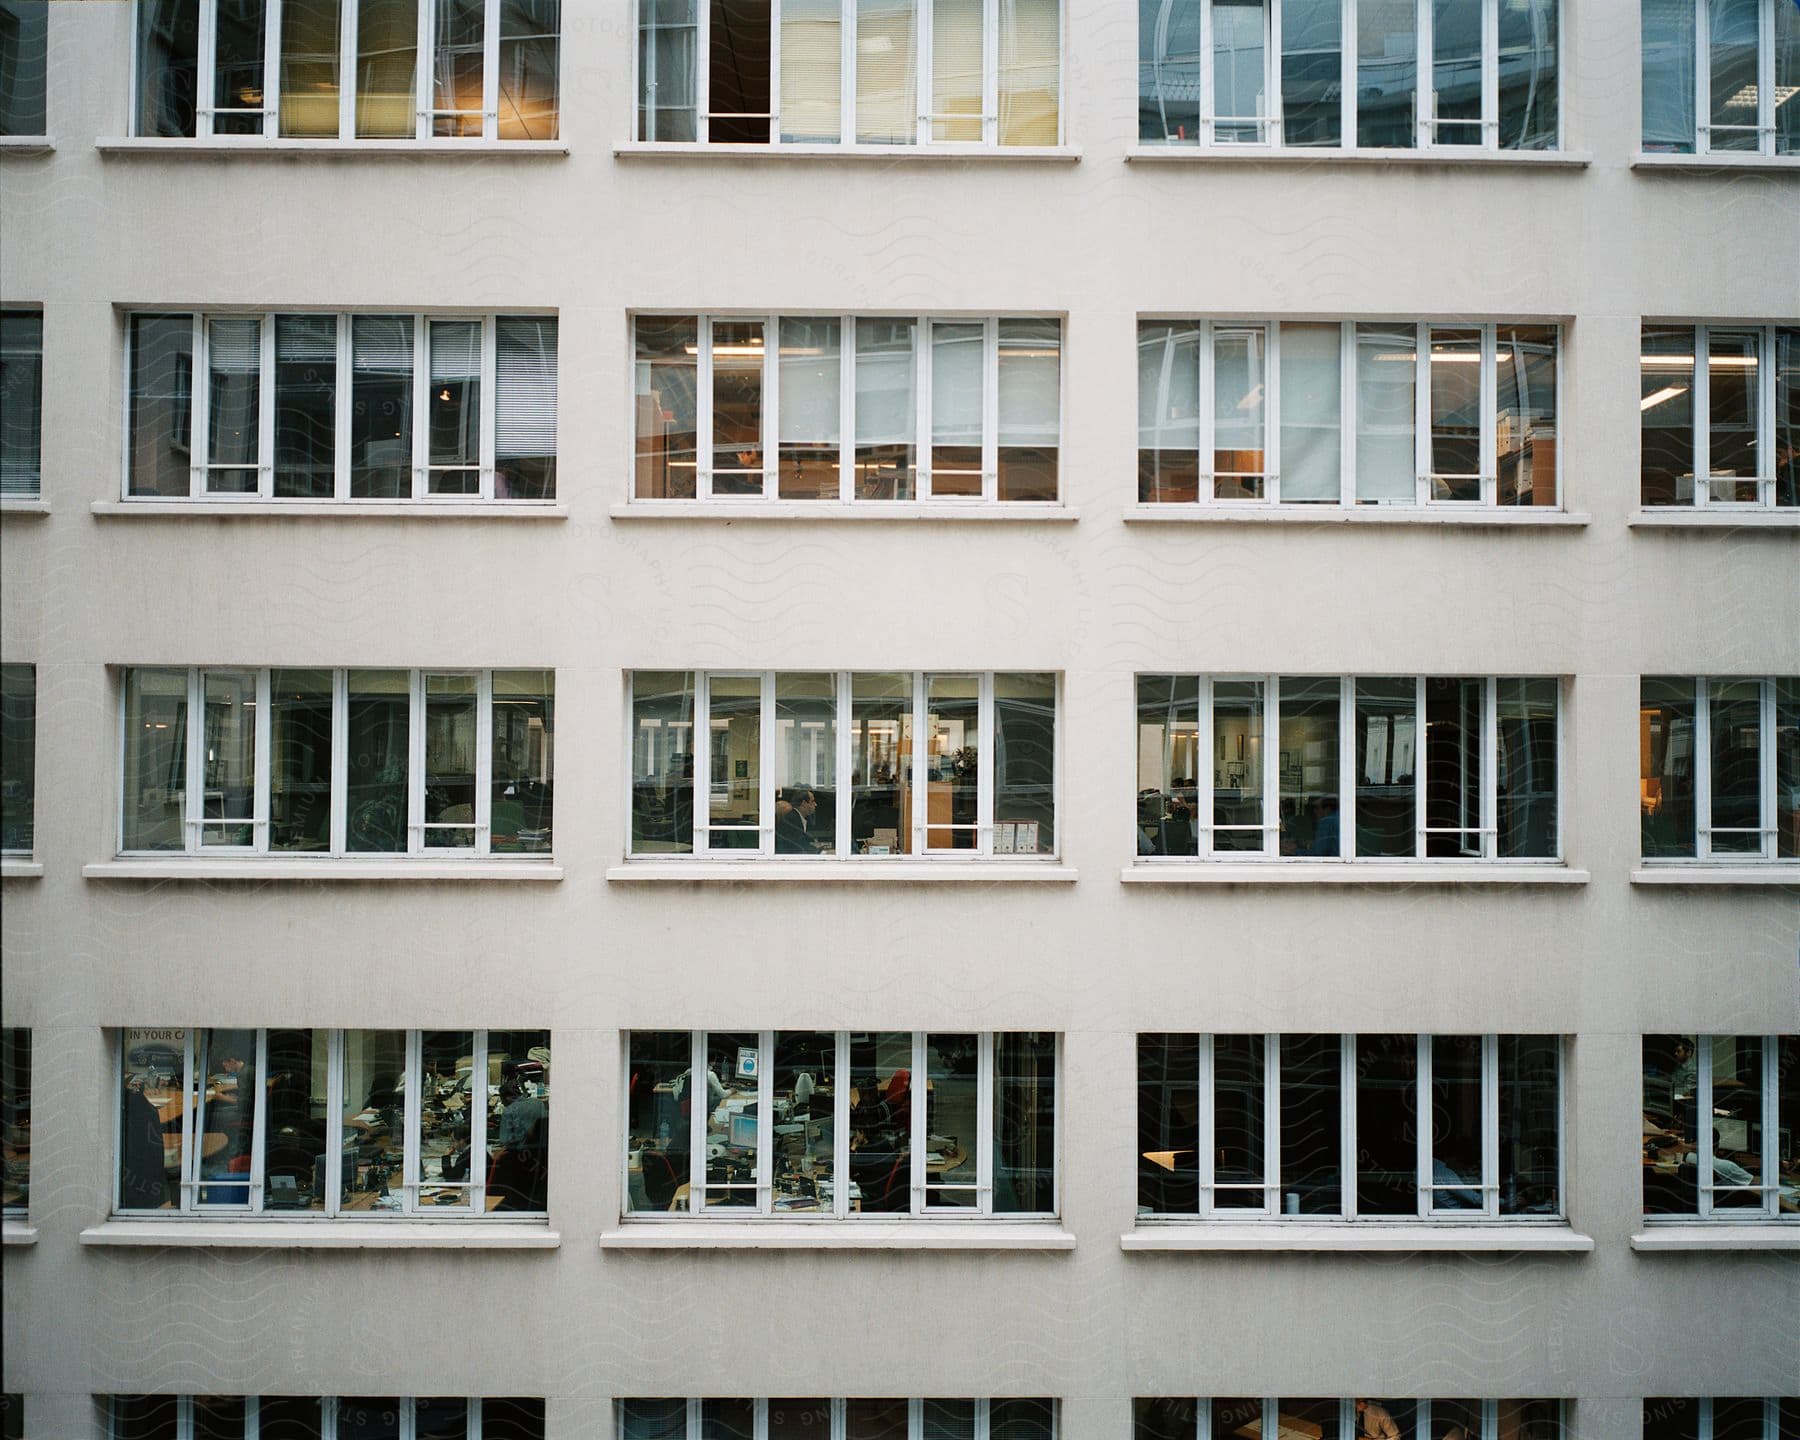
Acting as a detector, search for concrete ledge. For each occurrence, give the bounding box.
[1631,866,1800,887]
[97,137,568,157]
[611,501,1078,522]
[608,861,1076,883]
[0,859,43,879]
[1633,152,1800,172]
[1630,1226,1799,1252]
[1122,1223,1594,1253]
[615,141,1079,163]
[1124,504,1587,527]
[1128,145,1590,168]
[1629,509,1799,528]
[0,136,51,154]
[2,1220,38,1246]
[81,1220,559,1249]
[93,500,566,519]
[0,498,48,515]
[600,1221,1074,1250]
[84,859,562,882]
[1122,863,1587,886]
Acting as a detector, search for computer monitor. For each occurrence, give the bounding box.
[730,1110,758,1150]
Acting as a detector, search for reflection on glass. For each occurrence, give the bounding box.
[1640,677,1697,858]
[350,315,413,499]
[342,1028,406,1211]
[925,673,979,848]
[1212,0,1267,141]
[487,1028,551,1212]
[934,0,984,141]
[1497,0,1557,149]
[270,669,332,852]
[625,1031,693,1212]
[1423,676,1481,857]
[995,1030,1056,1212]
[997,317,1059,501]
[137,0,200,136]
[1357,0,1416,146]
[1137,674,1201,858]
[1278,678,1340,856]
[1778,328,1799,507]
[639,0,699,141]
[847,1403,911,1440]
[707,675,761,848]
[1642,1032,1700,1214]
[931,321,984,496]
[1709,679,1763,853]
[1496,324,1557,506]
[998,0,1060,144]
[924,1033,980,1206]
[924,1401,977,1440]
[1780,1036,1799,1212]
[772,1033,835,1211]
[1428,328,1481,500]
[1281,0,1342,145]
[995,672,1056,853]
[1213,1400,1262,1440]
[112,1395,180,1438]
[1356,1035,1418,1214]
[1138,1032,1199,1214]
[712,319,765,494]
[1138,321,1201,502]
[1135,1399,1197,1440]
[1213,326,1265,498]
[130,315,196,496]
[1498,1034,1559,1214]
[991,1399,1056,1440]
[415,1030,475,1208]
[0,1029,28,1213]
[1355,323,1415,501]
[1281,1033,1341,1214]
[1428,1035,1483,1209]
[1640,325,1695,505]
[1641,0,1697,152]
[631,671,696,854]
[428,319,481,494]
[775,674,835,854]
[118,1028,185,1209]
[854,318,915,499]
[207,316,261,493]
[1140,0,1201,139]
[357,0,419,138]
[1497,678,1557,858]
[856,0,918,144]
[338,1398,402,1440]
[0,665,35,854]
[0,310,44,498]
[1712,1400,1768,1440]
[280,0,342,137]
[1355,678,1416,857]
[1708,0,1761,151]
[849,1031,913,1212]
[778,317,841,500]
[262,1028,328,1212]
[214,0,270,135]
[422,673,477,848]
[1213,1034,1266,1208]
[274,315,336,497]
[623,1400,691,1440]
[635,315,699,498]
[1430,0,1481,143]
[194,1027,257,1206]
[346,669,409,852]
[1781,1,1800,155]
[851,671,912,854]
[770,1401,833,1440]
[124,668,189,851]
[432,0,485,134]
[193,1396,250,1440]
[1778,679,1799,857]
[498,0,560,140]
[1707,328,1760,502]
[1279,322,1340,501]
[201,671,257,847]
[705,1032,759,1208]
[1213,680,1265,851]
[1710,1034,1764,1208]
[490,671,553,853]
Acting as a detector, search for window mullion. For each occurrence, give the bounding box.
[983,316,999,500]
[263,0,283,136]
[1267,0,1282,145]
[977,673,995,855]
[912,672,928,855]
[471,1026,490,1211]
[1414,320,1430,505]
[698,318,715,499]
[1480,324,1497,506]
[1761,679,1777,857]
[184,669,204,853]
[411,314,428,497]
[329,669,349,854]
[696,0,711,143]
[1198,320,1215,497]
[325,1028,343,1216]
[688,1030,706,1211]
[1338,677,1355,859]
[1482,1033,1500,1218]
[839,312,855,501]
[1338,322,1355,504]
[1199,0,1214,144]
[1760,0,1776,154]
[1759,325,1777,505]
[414,0,432,138]
[768,1,783,144]
[910,1032,928,1212]
[1341,1032,1357,1218]
[1694,676,1713,857]
[917,0,932,145]
[1339,0,1357,152]
[1415,0,1432,147]
[1697,1033,1715,1218]
[339,0,359,139]
[761,314,778,498]
[333,312,352,498]
[482,0,501,139]
[1196,1032,1216,1216]
[976,1030,994,1214]
[918,316,934,496]
[1413,677,1427,856]
[190,316,209,496]
[258,313,276,496]
[1266,323,1282,502]
[407,670,425,854]
[1694,325,1711,505]
[473,669,493,852]
[1262,674,1279,854]
[1415,1032,1432,1217]
[693,672,711,854]
[760,672,775,856]
[254,668,272,853]
[1482,676,1498,859]
[1482,0,1499,148]
[197,0,219,137]
[403,1029,423,1214]
[834,1030,851,1218]
[1197,678,1215,857]
[835,671,853,857]
[248,1029,269,1210]
[983,0,1000,147]
[1763,1036,1780,1216]
[1264,1031,1280,1216]
[480,314,498,499]
[756,1028,774,1212]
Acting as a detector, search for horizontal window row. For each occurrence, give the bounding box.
[625,1030,1056,1217]
[634,314,1061,503]
[108,1395,544,1439]
[1640,677,1800,862]
[1640,324,1799,509]
[639,0,1061,147]
[1140,0,1561,152]
[1138,320,1560,508]
[1643,0,1800,157]
[621,1400,1056,1440]
[117,1026,551,1217]
[135,0,559,141]
[120,667,554,857]
[1136,1400,1567,1440]
[1642,1033,1798,1221]
[126,312,559,501]
[1645,1400,1800,1440]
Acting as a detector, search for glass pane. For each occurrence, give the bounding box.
[1710,1034,1764,1207]
[272,315,336,497]
[1280,1032,1341,1214]
[350,315,413,499]
[337,1398,402,1440]
[423,673,478,848]
[1431,1402,1483,1440]
[1498,677,1558,858]
[1778,328,1798,506]
[1643,1399,1700,1440]
[1714,1402,1768,1440]
[1496,324,1558,506]
[0,1029,26,1212]
[1213,1400,1262,1440]
[1212,0,1267,142]
[1427,327,1481,499]
[280,0,342,136]
[1640,324,1695,505]
[631,671,696,854]
[136,0,200,136]
[711,319,765,493]
[1708,328,1760,501]
[775,672,835,853]
[490,670,553,853]
[494,315,558,499]
[123,668,189,851]
[639,0,699,140]
[995,671,1056,854]
[1709,678,1763,852]
[1428,1034,1483,1209]
[346,669,409,852]
[850,671,913,854]
[780,0,841,141]
[997,317,1059,501]
[428,319,481,492]
[1779,1036,1798,1214]
[848,1030,913,1211]
[112,1396,180,1440]
[623,1401,691,1440]
[1778,677,1799,857]
[207,316,261,492]
[1708,0,1761,150]
[432,0,485,134]
[1138,1033,1199,1214]
[934,0,984,140]
[924,1402,976,1440]
[995,1030,1056,1212]
[1357,0,1416,146]
[1430,0,1481,142]
[1355,323,1416,501]
[1641,0,1697,150]
[1280,1402,1343,1440]
[778,317,841,500]
[130,315,196,496]
[1278,677,1340,857]
[1356,677,1416,857]
[635,314,699,499]
[214,0,269,134]
[200,670,256,846]
[1497,0,1557,149]
[1423,676,1481,857]
[854,317,915,499]
[261,1028,328,1212]
[260,1399,324,1440]
[193,1396,250,1440]
[1213,679,1265,851]
[269,669,332,852]
[1643,1033,1699,1214]
[857,0,918,142]
[0,311,43,497]
[357,0,419,137]
[342,1028,407,1211]
[498,0,560,140]
[1136,674,1201,858]
[931,320,984,496]
[481,1400,544,1440]
[488,1028,551,1212]
[418,1400,474,1440]
[1280,0,1341,145]
[923,1033,980,1205]
[1136,1400,1197,1440]
[1213,1034,1266,1207]
[771,1402,833,1440]
[0,665,34,853]
[194,1027,257,1205]
[709,0,772,142]
[1138,320,1201,502]
[704,1031,760,1207]
[1355,1033,1418,1214]
[118,1028,186,1209]
[847,1402,910,1440]
[772,1032,835,1211]
[1139,0,1200,141]
[998,0,1060,144]
[925,673,979,848]
[1279,321,1340,501]
[1640,677,1697,857]
[625,1031,693,1212]
[1213,326,1266,498]
[1781,0,1800,154]
[707,674,762,848]
[991,1400,1056,1440]
[1499,1033,1560,1214]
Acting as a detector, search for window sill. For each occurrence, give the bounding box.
[1633,151,1800,172]
[1127,145,1590,169]
[1630,866,1800,887]
[96,137,568,157]
[607,860,1076,884]
[1123,504,1587,527]
[0,498,49,515]
[600,1221,1074,1250]
[0,136,52,154]
[84,858,562,882]
[80,1219,560,1249]
[614,141,1080,164]
[1122,1223,1592,1253]
[0,859,42,879]
[1629,508,1798,528]
[1630,1225,1798,1252]
[2,1220,38,1246]
[92,500,566,520]
[1121,863,1586,886]
[611,501,1077,522]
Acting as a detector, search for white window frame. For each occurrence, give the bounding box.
[1683,1035,1792,1221]
[110,1027,532,1220]
[624,1031,1060,1221]
[109,1396,520,1438]
[1649,1399,1792,1440]
[0,663,36,858]
[1137,675,1562,864]
[0,308,44,499]
[117,667,549,860]
[1149,1033,1565,1225]
[1691,0,1786,156]
[1643,324,1787,510]
[1197,0,1280,145]
[630,670,1060,860]
[634,0,1066,147]
[623,1400,1057,1440]
[1644,676,1785,863]
[1181,1401,1556,1440]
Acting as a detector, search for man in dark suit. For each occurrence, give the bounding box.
[776,787,820,853]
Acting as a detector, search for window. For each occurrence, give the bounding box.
[1640,677,1799,861]
[622,1400,1055,1440]
[0,310,42,499]
[629,671,1057,858]
[1,1029,27,1215]
[1138,320,1560,507]
[119,667,554,858]
[116,1028,550,1217]
[1135,1401,1566,1440]
[635,0,1061,146]
[634,314,1060,503]
[125,312,556,501]
[1640,324,1798,507]
[1138,1035,1562,1222]
[625,1031,1057,1216]
[107,1396,547,1439]
[0,664,31,854]
[132,0,559,141]
[1136,675,1561,861]
[0,1,47,136]
[1642,1034,1797,1219]
[1642,0,1800,155]
[1138,0,1559,150]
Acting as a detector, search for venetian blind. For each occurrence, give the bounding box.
[856,0,918,143]
[780,0,842,141]
[997,0,1058,144]
[495,317,558,459]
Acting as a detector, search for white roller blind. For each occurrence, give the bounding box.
[778,317,841,444]
[857,0,918,143]
[781,0,842,141]
[998,0,1059,144]
[495,317,557,459]
[997,318,1059,445]
[1278,322,1341,501]
[932,0,983,140]
[932,322,984,443]
[855,318,915,446]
